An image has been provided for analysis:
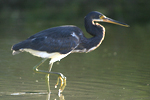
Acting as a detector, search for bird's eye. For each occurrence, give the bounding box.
[99,15,101,18]
[99,15,104,19]
[99,15,105,19]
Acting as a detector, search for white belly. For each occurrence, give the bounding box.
[23,49,70,64]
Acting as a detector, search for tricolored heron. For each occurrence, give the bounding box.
[11,11,129,94]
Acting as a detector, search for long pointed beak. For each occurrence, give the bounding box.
[101,16,129,27]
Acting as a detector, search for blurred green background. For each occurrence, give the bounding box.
[0,0,150,100]
[1,0,150,34]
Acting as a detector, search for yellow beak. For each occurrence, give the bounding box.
[100,15,129,27]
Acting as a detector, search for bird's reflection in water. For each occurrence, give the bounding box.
[9,91,65,100]
[46,93,65,100]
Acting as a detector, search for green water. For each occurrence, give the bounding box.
[0,23,150,100]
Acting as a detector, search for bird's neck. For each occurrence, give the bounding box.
[83,20,105,52]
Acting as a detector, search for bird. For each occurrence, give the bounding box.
[11,11,129,94]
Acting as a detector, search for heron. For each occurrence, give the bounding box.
[11,11,129,94]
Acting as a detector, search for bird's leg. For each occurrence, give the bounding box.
[47,62,66,94]
[45,72,50,93]
[33,58,67,93]
[33,58,48,72]
[33,58,51,93]
[45,62,53,93]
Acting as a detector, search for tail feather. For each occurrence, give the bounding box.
[11,40,30,55]
[12,50,21,55]
[12,40,30,50]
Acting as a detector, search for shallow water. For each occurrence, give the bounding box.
[0,25,150,100]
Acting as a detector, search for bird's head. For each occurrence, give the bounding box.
[87,11,129,27]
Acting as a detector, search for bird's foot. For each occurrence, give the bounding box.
[55,73,66,93]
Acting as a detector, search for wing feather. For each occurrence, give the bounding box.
[12,26,80,54]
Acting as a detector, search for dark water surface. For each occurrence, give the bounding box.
[0,25,150,100]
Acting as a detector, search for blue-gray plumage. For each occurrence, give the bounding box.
[12,26,80,54]
[11,11,129,93]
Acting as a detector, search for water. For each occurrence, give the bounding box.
[0,24,150,100]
